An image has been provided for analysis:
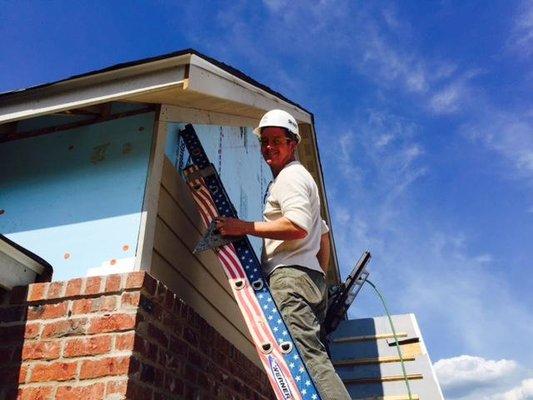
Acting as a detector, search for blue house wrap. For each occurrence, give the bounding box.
[0,110,155,281]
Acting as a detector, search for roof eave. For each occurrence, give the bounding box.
[0,49,313,125]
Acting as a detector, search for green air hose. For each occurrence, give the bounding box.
[365,279,414,400]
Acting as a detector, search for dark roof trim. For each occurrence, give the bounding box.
[0,234,54,282]
[0,48,312,117]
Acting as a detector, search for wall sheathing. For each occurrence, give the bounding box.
[0,109,156,281]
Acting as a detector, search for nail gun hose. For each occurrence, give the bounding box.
[366,279,413,400]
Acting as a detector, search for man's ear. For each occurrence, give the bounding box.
[290,141,298,154]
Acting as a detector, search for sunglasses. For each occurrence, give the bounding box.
[258,137,293,146]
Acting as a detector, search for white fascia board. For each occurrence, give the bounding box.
[0,61,189,124]
[0,239,44,276]
[187,55,312,124]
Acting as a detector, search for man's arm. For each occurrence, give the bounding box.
[215,216,307,240]
[317,232,331,274]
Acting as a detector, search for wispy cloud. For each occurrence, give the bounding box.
[509,0,533,58]
[461,109,533,183]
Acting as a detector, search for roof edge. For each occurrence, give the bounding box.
[0,48,313,119]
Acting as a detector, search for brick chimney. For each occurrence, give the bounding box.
[0,272,274,400]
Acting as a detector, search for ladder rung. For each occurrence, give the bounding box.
[334,355,416,366]
[333,333,408,343]
[343,373,423,385]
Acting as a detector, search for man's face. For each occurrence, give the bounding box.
[260,127,297,170]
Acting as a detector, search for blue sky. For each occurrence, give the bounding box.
[1,1,532,398]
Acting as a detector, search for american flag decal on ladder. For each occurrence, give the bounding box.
[180,124,321,400]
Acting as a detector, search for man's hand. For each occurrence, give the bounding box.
[214,217,251,237]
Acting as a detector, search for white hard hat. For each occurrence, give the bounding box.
[253,109,301,143]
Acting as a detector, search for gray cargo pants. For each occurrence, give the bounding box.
[268,266,351,400]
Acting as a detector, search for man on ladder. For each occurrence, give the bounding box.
[215,109,351,400]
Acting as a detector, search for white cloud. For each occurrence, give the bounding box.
[509,0,533,58]
[429,83,464,114]
[262,0,287,12]
[375,133,394,148]
[489,378,533,400]
[434,355,518,391]
[462,110,533,182]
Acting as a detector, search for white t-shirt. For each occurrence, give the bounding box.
[261,161,329,276]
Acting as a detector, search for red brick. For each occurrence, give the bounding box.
[184,364,198,384]
[28,283,48,302]
[56,383,105,400]
[42,318,87,338]
[143,273,157,295]
[22,341,60,360]
[71,296,116,315]
[115,331,135,351]
[79,356,130,379]
[84,277,102,295]
[71,298,91,315]
[19,364,28,384]
[24,322,40,339]
[88,313,136,334]
[47,281,64,299]
[65,278,83,297]
[173,297,184,315]
[126,381,153,399]
[17,386,54,400]
[140,362,155,383]
[169,336,188,357]
[164,290,175,309]
[105,274,122,292]
[101,296,117,311]
[63,335,112,358]
[27,302,68,320]
[155,282,167,303]
[165,375,185,395]
[148,323,168,347]
[30,361,77,382]
[106,379,128,396]
[183,326,198,347]
[121,291,140,308]
[125,272,145,290]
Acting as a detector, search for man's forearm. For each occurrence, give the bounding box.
[216,216,307,240]
[249,217,307,240]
